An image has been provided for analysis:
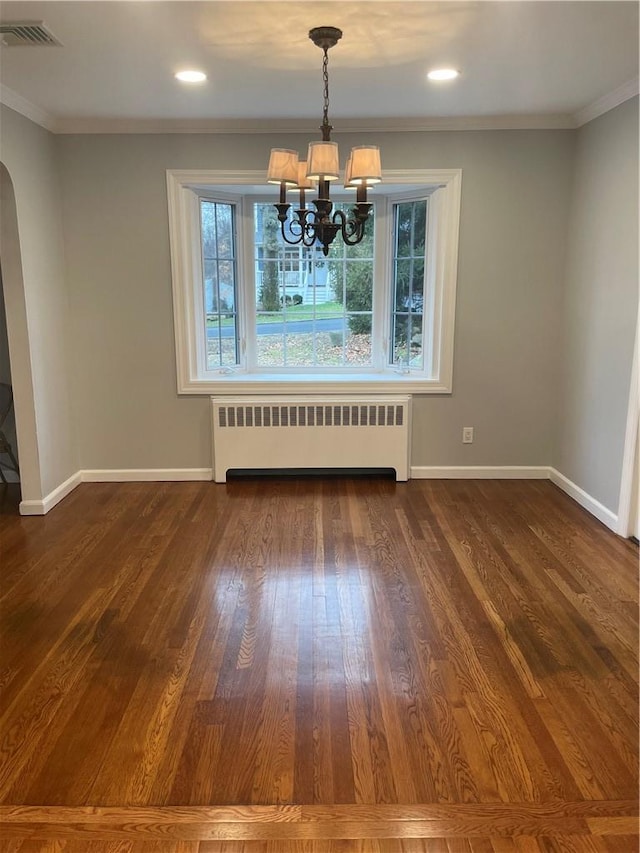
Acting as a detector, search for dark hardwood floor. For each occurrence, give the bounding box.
[0,477,637,850]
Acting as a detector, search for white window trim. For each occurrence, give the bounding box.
[167,168,462,395]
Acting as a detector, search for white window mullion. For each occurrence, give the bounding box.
[424,191,438,380]
[372,195,390,372]
[189,191,209,379]
[241,195,256,371]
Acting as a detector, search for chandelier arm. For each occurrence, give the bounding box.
[340,221,366,246]
[279,209,320,249]
[330,209,366,245]
[296,208,322,248]
[278,223,304,247]
[279,212,307,246]
[300,222,321,249]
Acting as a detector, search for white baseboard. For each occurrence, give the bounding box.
[18,469,212,515]
[19,471,82,516]
[17,466,620,535]
[81,468,213,483]
[410,465,550,479]
[410,465,618,532]
[548,468,618,532]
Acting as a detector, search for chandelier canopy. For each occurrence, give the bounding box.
[267,26,382,257]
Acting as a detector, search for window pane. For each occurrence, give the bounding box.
[411,314,423,362]
[391,199,427,369]
[201,204,216,258]
[344,261,373,312]
[256,333,283,366]
[412,202,427,257]
[215,204,233,259]
[258,259,281,312]
[218,261,236,312]
[346,314,372,365]
[411,258,425,305]
[395,203,413,257]
[204,260,219,314]
[392,313,410,365]
[281,331,318,367]
[207,332,236,368]
[253,202,374,368]
[200,199,238,369]
[395,259,411,311]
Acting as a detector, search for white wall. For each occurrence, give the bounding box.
[0,106,78,499]
[555,97,639,513]
[55,128,574,472]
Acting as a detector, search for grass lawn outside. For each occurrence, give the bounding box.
[206,302,343,326]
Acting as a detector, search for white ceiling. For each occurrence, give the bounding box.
[0,1,638,132]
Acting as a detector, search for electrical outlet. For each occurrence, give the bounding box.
[462,426,474,444]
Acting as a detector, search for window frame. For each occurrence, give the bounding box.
[167,168,461,395]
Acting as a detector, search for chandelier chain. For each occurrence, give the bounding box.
[322,47,330,131]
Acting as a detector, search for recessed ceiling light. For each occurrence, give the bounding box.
[175,70,207,83]
[427,68,459,82]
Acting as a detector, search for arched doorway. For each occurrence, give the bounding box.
[0,263,20,493]
[0,163,41,511]
[618,318,639,539]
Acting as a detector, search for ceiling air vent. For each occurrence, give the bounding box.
[0,21,61,47]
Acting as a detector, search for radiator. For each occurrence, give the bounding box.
[211,395,411,482]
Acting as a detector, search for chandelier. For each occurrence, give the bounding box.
[266,26,382,257]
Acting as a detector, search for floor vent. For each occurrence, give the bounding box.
[212,396,411,482]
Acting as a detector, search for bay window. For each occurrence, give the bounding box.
[167,169,461,394]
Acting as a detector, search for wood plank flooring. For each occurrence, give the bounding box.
[0,477,637,850]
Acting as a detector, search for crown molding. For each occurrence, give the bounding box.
[50,113,577,135]
[2,80,637,136]
[53,117,316,135]
[0,84,55,131]
[0,89,575,135]
[573,77,639,127]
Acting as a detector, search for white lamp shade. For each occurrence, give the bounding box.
[267,148,299,185]
[294,161,316,190]
[306,141,340,181]
[343,157,357,189]
[349,145,382,184]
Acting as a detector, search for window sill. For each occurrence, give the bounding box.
[178,372,452,396]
